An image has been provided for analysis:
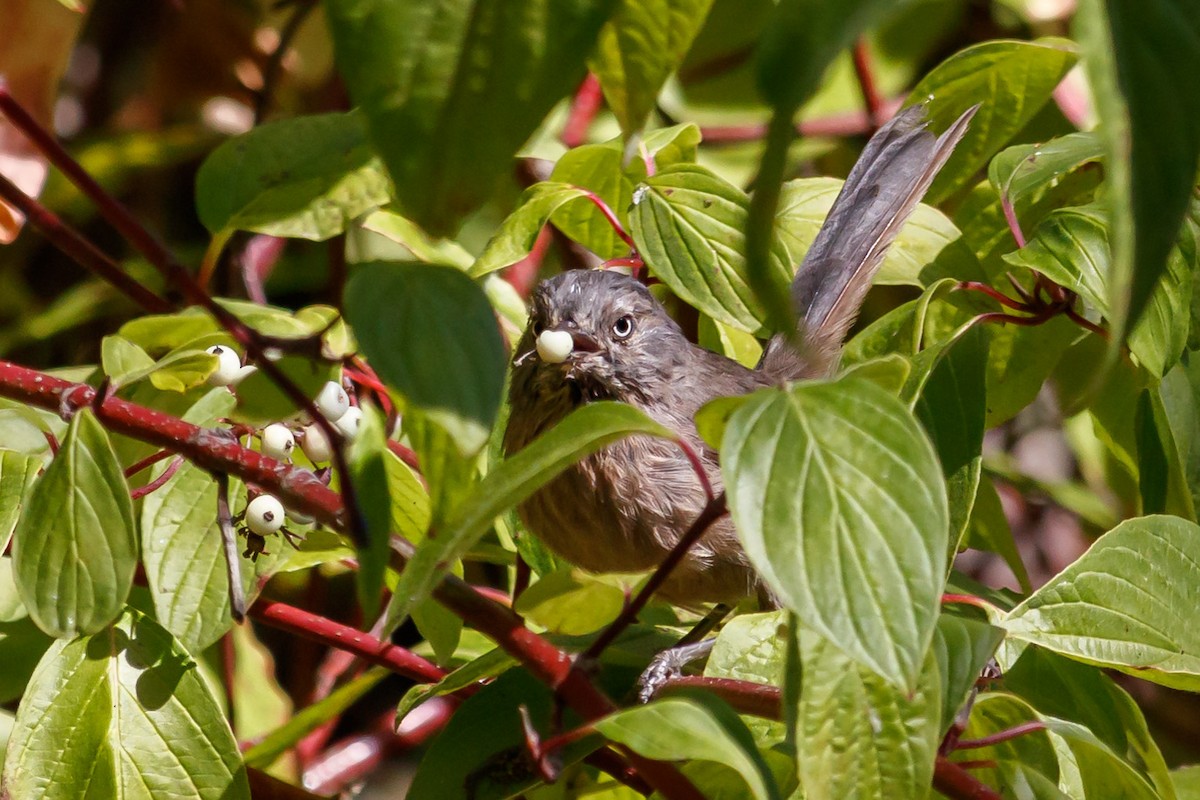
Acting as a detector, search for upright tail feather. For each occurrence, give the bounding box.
[760,103,978,380]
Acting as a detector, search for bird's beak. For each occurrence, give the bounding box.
[569,331,602,353]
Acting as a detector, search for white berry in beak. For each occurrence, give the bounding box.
[536,329,574,364]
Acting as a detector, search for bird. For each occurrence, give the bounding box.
[503,103,977,607]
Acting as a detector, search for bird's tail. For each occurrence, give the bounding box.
[760,103,978,380]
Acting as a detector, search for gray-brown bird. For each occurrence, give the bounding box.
[504,104,976,606]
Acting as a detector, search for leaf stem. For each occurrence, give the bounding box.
[129,455,183,499]
[851,39,885,131]
[562,72,604,148]
[954,721,1046,750]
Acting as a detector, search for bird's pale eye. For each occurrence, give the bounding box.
[611,314,635,340]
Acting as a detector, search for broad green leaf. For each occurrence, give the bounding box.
[595,695,781,800]
[118,310,224,356]
[346,262,506,456]
[0,617,52,704]
[141,389,274,652]
[513,568,628,636]
[953,693,1062,794]
[1006,647,1175,800]
[0,556,25,623]
[1004,202,1194,377]
[348,405,391,618]
[775,177,986,288]
[2,609,249,800]
[470,183,590,277]
[1044,719,1161,800]
[244,668,387,769]
[589,0,716,134]
[385,448,432,543]
[360,210,474,270]
[100,335,155,384]
[1176,765,1200,799]
[101,335,220,393]
[795,628,941,799]
[906,39,1077,202]
[721,377,948,688]
[1005,515,1200,690]
[412,596,464,667]
[698,313,763,370]
[0,449,40,554]
[1161,355,1200,514]
[195,111,391,240]
[915,325,988,555]
[549,146,636,260]
[381,402,671,636]
[630,164,792,336]
[1138,388,1197,520]
[1074,0,1200,364]
[13,409,136,638]
[325,0,617,235]
[988,132,1105,208]
[931,612,1005,736]
[224,624,294,749]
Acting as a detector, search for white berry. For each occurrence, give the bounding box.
[246,494,285,535]
[261,423,295,461]
[335,406,363,440]
[206,345,242,386]
[314,380,350,422]
[536,329,574,364]
[301,423,333,463]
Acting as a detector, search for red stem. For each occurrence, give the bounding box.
[955,282,1030,312]
[851,39,885,131]
[1000,195,1027,248]
[124,448,174,478]
[941,593,995,612]
[932,759,1003,800]
[250,599,446,684]
[954,721,1046,751]
[561,73,604,148]
[583,191,636,250]
[129,455,183,499]
[658,676,783,719]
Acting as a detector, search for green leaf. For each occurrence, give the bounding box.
[589,0,716,134]
[1175,765,1200,799]
[1075,0,1200,363]
[0,449,40,554]
[952,693,1063,794]
[12,409,136,638]
[141,389,278,652]
[101,335,220,393]
[549,148,636,260]
[1004,514,1200,690]
[224,624,294,748]
[195,111,391,241]
[931,613,1005,736]
[396,647,516,723]
[513,568,628,636]
[412,596,464,667]
[346,262,506,456]
[359,210,474,270]
[1044,718,1161,800]
[348,405,392,618]
[325,0,617,235]
[907,39,1077,202]
[2,609,249,800]
[705,610,788,747]
[1006,647,1175,800]
[469,183,591,277]
[100,335,155,384]
[966,476,1033,593]
[595,695,781,800]
[721,377,948,688]
[698,313,763,370]
[794,628,941,799]
[385,447,432,543]
[381,402,671,636]
[244,667,388,769]
[630,164,792,335]
[775,177,986,288]
[0,617,52,704]
[988,132,1106,209]
[232,355,341,427]
[915,325,988,556]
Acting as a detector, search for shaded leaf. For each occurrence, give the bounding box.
[326,0,617,234]
[0,449,40,554]
[13,409,136,638]
[931,612,1005,736]
[345,262,506,455]
[470,183,590,277]
[348,404,392,618]
[2,609,249,799]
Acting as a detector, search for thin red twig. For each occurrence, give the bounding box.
[954,721,1046,751]
[129,455,183,499]
[582,191,636,250]
[561,73,604,148]
[124,448,174,478]
[851,39,885,131]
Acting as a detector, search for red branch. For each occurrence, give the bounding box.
[562,73,604,148]
[129,455,183,499]
[851,39,885,131]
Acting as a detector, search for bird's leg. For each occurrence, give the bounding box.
[637,603,733,703]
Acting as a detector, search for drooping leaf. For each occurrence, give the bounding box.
[595,694,782,800]
[719,376,948,688]
[13,409,136,638]
[794,627,941,798]
[1004,514,1200,690]
[906,39,1078,202]
[966,476,1032,593]
[325,0,617,234]
[195,111,392,241]
[1074,0,1200,364]
[2,609,249,800]
[988,132,1105,209]
[629,164,793,336]
[345,261,506,455]
[930,612,1005,736]
[347,404,392,618]
[589,0,716,134]
[381,402,671,636]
